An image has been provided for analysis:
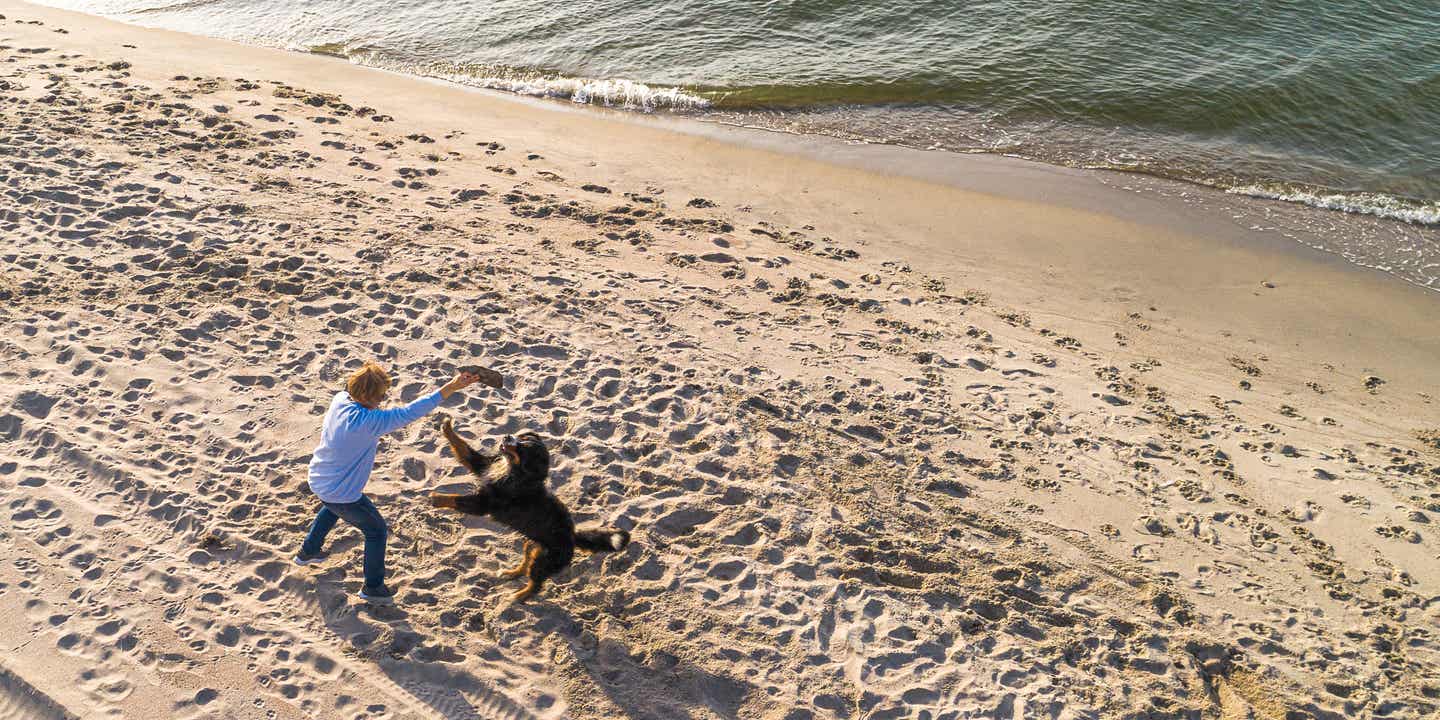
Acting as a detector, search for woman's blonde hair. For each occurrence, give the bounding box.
[346,362,391,407]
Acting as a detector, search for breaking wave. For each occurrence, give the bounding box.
[333,50,710,112]
[1227,185,1440,226]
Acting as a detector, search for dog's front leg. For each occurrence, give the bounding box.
[431,485,495,515]
[440,415,483,475]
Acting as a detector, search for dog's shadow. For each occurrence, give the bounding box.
[567,633,755,720]
[514,603,757,720]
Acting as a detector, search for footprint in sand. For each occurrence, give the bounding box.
[1374,525,1421,543]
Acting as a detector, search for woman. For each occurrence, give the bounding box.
[295,361,483,603]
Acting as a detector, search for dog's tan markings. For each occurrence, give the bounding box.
[500,541,537,579]
[511,579,539,603]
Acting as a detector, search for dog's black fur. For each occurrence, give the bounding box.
[431,417,630,601]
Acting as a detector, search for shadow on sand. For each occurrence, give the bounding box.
[317,591,536,720]
[316,582,755,720]
[512,599,756,720]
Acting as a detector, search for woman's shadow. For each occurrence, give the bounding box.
[317,584,754,720]
[317,594,535,720]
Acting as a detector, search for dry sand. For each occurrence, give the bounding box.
[1,2,1438,718]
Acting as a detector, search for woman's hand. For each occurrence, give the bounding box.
[440,371,481,399]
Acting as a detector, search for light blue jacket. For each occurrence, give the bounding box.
[307,390,443,503]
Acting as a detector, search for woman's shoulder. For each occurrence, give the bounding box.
[328,392,375,424]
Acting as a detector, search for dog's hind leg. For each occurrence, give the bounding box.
[499,541,537,580]
[511,581,538,602]
[511,544,572,603]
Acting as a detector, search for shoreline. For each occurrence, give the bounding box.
[33,0,1440,229]
[3,1,1438,718]
[30,0,1440,230]
[18,2,1440,286]
[22,3,1440,275]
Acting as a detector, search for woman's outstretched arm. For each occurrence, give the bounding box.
[367,371,480,436]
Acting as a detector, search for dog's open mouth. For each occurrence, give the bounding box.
[501,435,520,465]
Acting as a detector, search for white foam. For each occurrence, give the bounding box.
[346,52,710,112]
[1227,185,1440,226]
[469,75,710,111]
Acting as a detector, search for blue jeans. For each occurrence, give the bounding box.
[300,495,387,590]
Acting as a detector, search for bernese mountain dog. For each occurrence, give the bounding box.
[430,416,631,602]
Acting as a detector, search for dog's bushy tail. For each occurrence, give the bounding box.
[573,525,631,553]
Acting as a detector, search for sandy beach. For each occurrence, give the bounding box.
[1,2,1438,718]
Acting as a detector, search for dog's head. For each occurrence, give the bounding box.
[500,432,549,484]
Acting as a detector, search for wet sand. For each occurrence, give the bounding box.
[1,2,1438,718]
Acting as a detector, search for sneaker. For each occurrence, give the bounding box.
[359,584,396,604]
[294,552,327,566]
